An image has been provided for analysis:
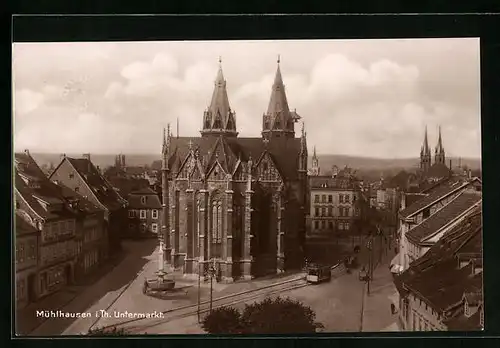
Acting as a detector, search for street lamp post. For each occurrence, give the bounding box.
[208,259,218,314]
[197,260,202,323]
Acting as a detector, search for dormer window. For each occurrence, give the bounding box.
[141,196,147,205]
[75,187,79,193]
[69,173,74,179]
[464,299,470,317]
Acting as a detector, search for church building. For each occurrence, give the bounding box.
[419,126,452,183]
[159,58,308,282]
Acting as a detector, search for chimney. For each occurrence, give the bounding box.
[61,153,66,161]
[24,149,30,156]
[83,153,91,161]
[468,169,472,179]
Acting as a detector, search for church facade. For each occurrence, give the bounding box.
[159,59,308,282]
[419,126,451,183]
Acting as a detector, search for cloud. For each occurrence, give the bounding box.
[12,40,481,159]
[14,89,44,115]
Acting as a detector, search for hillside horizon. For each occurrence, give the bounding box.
[24,152,481,172]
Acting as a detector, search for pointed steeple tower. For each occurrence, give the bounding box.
[310,145,320,176]
[435,125,446,165]
[262,56,299,140]
[201,57,238,137]
[420,125,431,172]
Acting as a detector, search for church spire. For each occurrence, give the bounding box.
[201,57,238,137]
[435,125,446,165]
[262,56,296,139]
[420,125,431,172]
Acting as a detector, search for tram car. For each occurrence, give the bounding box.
[306,264,332,284]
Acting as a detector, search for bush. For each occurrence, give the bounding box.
[241,297,323,334]
[201,306,242,334]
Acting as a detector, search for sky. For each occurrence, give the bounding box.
[12,39,481,159]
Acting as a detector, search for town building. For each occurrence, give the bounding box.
[127,187,162,238]
[394,176,482,273]
[49,154,128,256]
[15,212,38,309]
[394,208,483,331]
[15,151,78,299]
[51,181,107,280]
[307,167,363,238]
[159,58,308,281]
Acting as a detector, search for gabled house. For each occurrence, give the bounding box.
[51,180,107,281]
[127,187,162,238]
[15,212,38,309]
[394,176,481,272]
[15,151,78,300]
[49,154,128,256]
[394,209,483,331]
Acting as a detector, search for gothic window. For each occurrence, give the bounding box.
[193,192,201,257]
[205,114,211,129]
[211,195,222,258]
[214,111,222,129]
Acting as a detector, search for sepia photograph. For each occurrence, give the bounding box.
[12,38,482,336]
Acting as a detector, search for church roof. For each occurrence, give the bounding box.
[426,162,451,179]
[266,63,290,119]
[167,136,302,181]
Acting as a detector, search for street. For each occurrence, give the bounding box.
[25,232,398,336]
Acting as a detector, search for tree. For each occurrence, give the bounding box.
[240,297,323,334]
[201,306,242,334]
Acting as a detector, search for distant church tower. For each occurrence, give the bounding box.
[434,125,446,165]
[200,57,238,137]
[310,146,320,176]
[262,56,301,140]
[420,126,431,172]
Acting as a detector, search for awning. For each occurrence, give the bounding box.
[390,253,403,274]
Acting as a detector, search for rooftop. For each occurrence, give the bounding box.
[399,177,476,219]
[406,191,482,244]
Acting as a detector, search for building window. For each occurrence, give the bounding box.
[328,207,332,216]
[211,196,223,258]
[345,195,350,203]
[152,223,158,233]
[314,195,319,203]
[140,210,146,219]
[315,207,319,217]
[328,221,333,230]
[141,196,147,205]
[422,208,430,219]
[339,223,344,231]
[344,222,350,231]
[152,209,158,219]
[69,173,74,179]
[321,207,326,216]
[140,224,147,233]
[314,221,319,230]
[128,210,135,218]
[339,194,344,203]
[322,195,326,203]
[321,221,326,229]
[328,195,332,203]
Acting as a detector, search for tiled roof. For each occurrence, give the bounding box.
[404,193,427,208]
[406,192,482,244]
[396,210,482,315]
[124,166,146,176]
[399,177,473,219]
[167,136,302,181]
[16,213,38,236]
[15,153,75,221]
[51,180,103,215]
[309,175,359,190]
[425,162,451,179]
[107,177,150,197]
[66,157,126,210]
[127,188,162,209]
